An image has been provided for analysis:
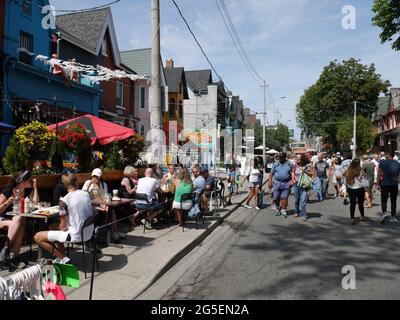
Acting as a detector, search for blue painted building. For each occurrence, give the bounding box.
[1,0,101,153]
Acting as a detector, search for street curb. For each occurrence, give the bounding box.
[133,181,267,299]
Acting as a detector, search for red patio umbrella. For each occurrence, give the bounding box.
[48,114,135,145]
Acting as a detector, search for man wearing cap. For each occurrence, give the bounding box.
[314,153,330,201]
[83,168,126,242]
[268,152,294,218]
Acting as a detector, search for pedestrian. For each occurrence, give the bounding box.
[292,154,312,222]
[340,153,353,205]
[362,155,375,208]
[313,153,330,200]
[226,165,236,206]
[332,157,343,197]
[268,152,293,218]
[242,158,262,210]
[256,156,265,209]
[378,150,400,223]
[344,159,368,225]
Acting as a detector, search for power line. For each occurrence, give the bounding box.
[170,0,227,89]
[214,0,261,87]
[29,0,121,13]
[216,0,264,85]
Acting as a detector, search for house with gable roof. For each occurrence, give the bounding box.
[373,88,400,151]
[120,48,168,140]
[56,7,139,129]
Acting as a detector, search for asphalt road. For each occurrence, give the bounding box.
[139,190,400,300]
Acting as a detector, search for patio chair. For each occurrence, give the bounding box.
[52,213,99,279]
[131,193,152,234]
[209,179,225,213]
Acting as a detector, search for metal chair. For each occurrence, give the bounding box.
[132,193,151,234]
[52,213,99,279]
[209,179,224,213]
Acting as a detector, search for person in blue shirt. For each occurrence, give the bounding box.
[268,152,294,217]
[378,150,400,223]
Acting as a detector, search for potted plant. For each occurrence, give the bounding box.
[58,123,93,173]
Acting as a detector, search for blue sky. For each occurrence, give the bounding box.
[50,0,400,139]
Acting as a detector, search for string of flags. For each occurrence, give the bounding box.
[34,53,147,84]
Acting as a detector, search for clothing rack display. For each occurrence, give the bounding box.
[0,260,66,300]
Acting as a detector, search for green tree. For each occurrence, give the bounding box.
[254,123,290,151]
[296,58,390,147]
[3,136,29,174]
[337,116,376,153]
[372,0,400,51]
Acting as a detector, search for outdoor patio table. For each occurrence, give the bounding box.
[6,208,60,260]
[92,198,135,249]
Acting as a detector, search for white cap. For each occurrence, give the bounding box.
[91,168,102,178]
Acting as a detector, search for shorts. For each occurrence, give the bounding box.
[273,180,291,201]
[47,231,71,243]
[135,202,164,211]
[172,200,193,211]
[248,182,260,188]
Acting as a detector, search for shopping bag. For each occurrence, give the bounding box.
[53,263,80,288]
[44,281,67,300]
[299,171,313,189]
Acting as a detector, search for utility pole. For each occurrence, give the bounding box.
[261,80,267,164]
[353,101,357,159]
[149,0,162,130]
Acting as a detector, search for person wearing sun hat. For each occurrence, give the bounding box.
[82,168,126,242]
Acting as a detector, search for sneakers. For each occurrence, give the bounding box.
[255,207,260,210]
[226,201,233,206]
[270,204,277,211]
[9,256,26,270]
[390,216,398,223]
[117,232,127,239]
[275,210,282,216]
[53,257,71,265]
[351,219,356,225]
[302,216,307,222]
[141,219,152,230]
[281,210,288,218]
[243,204,253,209]
[343,199,349,206]
[380,212,390,224]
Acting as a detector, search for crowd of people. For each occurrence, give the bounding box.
[0,163,221,269]
[0,149,399,270]
[259,150,400,225]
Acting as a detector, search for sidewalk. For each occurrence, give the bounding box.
[62,184,254,300]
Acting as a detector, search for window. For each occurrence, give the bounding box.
[139,87,146,110]
[116,82,124,109]
[169,99,176,118]
[102,39,108,56]
[19,31,33,65]
[179,101,183,119]
[22,1,31,16]
[140,124,145,137]
[130,81,135,115]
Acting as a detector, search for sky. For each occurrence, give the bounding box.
[49,0,400,140]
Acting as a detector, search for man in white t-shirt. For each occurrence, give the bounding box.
[34,174,94,264]
[135,168,164,228]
